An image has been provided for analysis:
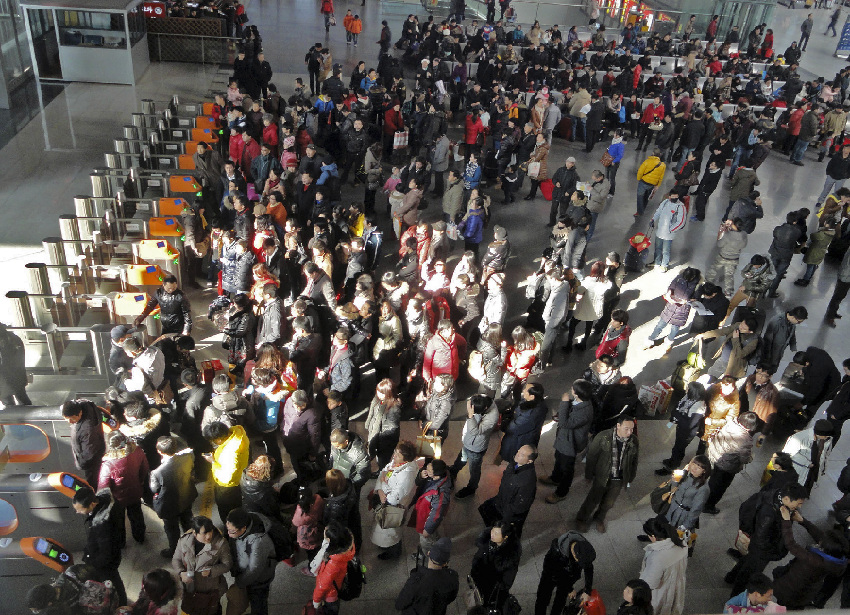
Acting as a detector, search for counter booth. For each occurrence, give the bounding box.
[22,0,148,84]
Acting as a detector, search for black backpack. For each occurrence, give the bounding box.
[738,490,770,535]
[335,556,366,601]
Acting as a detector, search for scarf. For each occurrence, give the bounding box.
[611,431,628,479]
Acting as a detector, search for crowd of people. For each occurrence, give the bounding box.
[16,3,850,615]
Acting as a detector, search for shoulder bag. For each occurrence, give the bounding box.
[374,502,406,529]
[600,150,614,167]
[650,478,674,515]
[415,421,442,459]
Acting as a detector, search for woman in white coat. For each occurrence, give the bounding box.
[371,440,419,560]
[639,517,688,615]
[564,260,613,351]
[781,418,834,494]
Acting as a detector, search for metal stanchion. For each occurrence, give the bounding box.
[42,237,69,284]
[58,215,83,258]
[25,263,54,325]
[6,291,35,329]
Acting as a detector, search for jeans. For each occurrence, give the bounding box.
[607,162,620,194]
[650,237,673,268]
[818,174,846,203]
[827,22,839,37]
[649,317,680,342]
[767,257,790,295]
[636,180,654,215]
[679,147,695,170]
[827,279,850,318]
[451,446,485,491]
[803,263,818,281]
[587,211,599,241]
[569,115,582,141]
[728,145,750,178]
[552,452,577,497]
[790,137,809,163]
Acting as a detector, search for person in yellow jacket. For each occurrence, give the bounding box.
[203,421,250,524]
[635,148,667,217]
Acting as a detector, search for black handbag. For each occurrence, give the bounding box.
[650,479,673,515]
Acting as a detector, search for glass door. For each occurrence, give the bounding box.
[26,8,60,79]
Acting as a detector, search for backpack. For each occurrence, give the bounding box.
[264,517,294,562]
[335,556,366,601]
[738,490,769,535]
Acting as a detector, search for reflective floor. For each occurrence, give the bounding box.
[3,2,850,613]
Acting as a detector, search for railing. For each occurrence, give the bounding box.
[147,32,241,65]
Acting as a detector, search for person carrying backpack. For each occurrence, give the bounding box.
[225,508,278,615]
[312,520,357,614]
[725,483,809,597]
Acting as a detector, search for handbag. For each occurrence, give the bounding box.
[682,169,700,187]
[446,221,460,241]
[464,575,483,611]
[393,130,409,150]
[650,479,674,515]
[734,529,751,556]
[415,421,442,458]
[600,151,614,167]
[648,120,663,131]
[527,160,541,179]
[328,13,336,26]
[181,589,221,615]
[374,503,406,529]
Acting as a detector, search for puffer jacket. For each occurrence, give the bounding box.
[702,385,740,441]
[424,389,456,432]
[224,309,256,364]
[323,479,357,527]
[637,156,665,186]
[373,313,402,362]
[413,475,452,535]
[728,169,760,202]
[481,239,511,272]
[798,110,819,141]
[587,178,610,213]
[330,432,370,489]
[172,529,232,596]
[422,331,463,381]
[211,425,250,488]
[119,406,168,470]
[229,513,277,588]
[707,417,753,473]
[501,399,548,462]
[659,275,699,327]
[504,343,538,381]
[82,489,124,571]
[98,441,150,506]
[527,142,550,180]
[476,338,505,394]
[202,390,253,430]
[313,540,356,604]
[292,494,325,550]
[240,471,283,522]
[222,248,256,294]
[573,277,613,322]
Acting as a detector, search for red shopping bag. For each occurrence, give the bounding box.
[540,178,554,201]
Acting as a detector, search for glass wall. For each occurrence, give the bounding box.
[0,0,33,107]
[27,8,60,78]
[127,5,145,46]
[56,9,126,48]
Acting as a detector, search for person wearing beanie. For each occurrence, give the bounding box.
[109,324,137,378]
[535,530,596,615]
[782,419,834,495]
[395,536,460,615]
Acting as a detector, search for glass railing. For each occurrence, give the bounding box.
[147,32,241,64]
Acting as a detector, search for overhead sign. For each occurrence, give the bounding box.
[142,2,166,17]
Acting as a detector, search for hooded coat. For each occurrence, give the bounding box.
[640,538,688,615]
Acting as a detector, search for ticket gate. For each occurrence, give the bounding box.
[0,407,78,475]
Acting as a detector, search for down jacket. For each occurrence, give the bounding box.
[462,400,500,453]
[413,475,452,535]
[371,459,418,548]
[97,442,150,506]
[292,494,325,551]
[229,512,277,588]
[526,141,550,181]
[500,399,548,462]
[313,540,356,604]
[422,331,465,381]
[640,539,688,615]
[659,275,699,328]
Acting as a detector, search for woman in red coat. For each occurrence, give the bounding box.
[383,100,404,157]
[312,521,356,614]
[319,0,335,32]
[464,110,486,161]
[98,431,150,544]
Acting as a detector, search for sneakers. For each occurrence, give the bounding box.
[794,279,810,287]
[792,161,804,166]
[545,493,567,504]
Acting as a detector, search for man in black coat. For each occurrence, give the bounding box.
[549,157,580,227]
[134,276,192,336]
[72,487,127,605]
[480,444,538,537]
[395,537,460,615]
[726,483,808,596]
[0,322,30,405]
[693,159,723,221]
[584,93,606,153]
[295,173,318,228]
[535,531,596,615]
[62,399,106,487]
[794,348,842,417]
[678,110,706,168]
[150,435,198,557]
[251,51,273,99]
[827,358,850,445]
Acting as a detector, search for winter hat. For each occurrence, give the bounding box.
[494,225,507,240]
[566,156,576,164]
[428,537,452,565]
[814,419,834,436]
[572,539,597,566]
